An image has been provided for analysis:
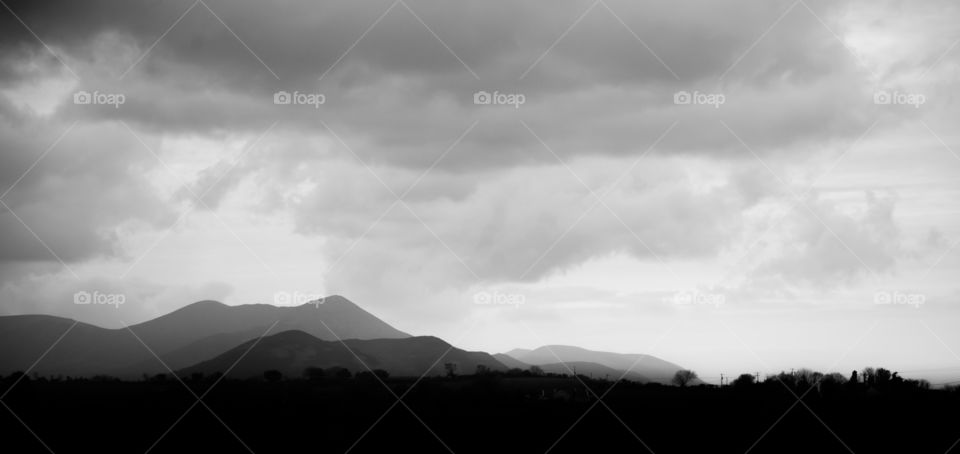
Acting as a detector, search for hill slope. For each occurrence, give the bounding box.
[178,330,508,378]
[0,296,409,377]
[505,345,685,383]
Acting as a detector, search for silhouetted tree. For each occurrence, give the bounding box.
[529,365,544,376]
[150,373,168,383]
[876,368,892,386]
[444,362,458,377]
[822,373,847,385]
[475,364,491,375]
[355,370,389,381]
[355,370,376,380]
[7,371,29,384]
[263,370,283,382]
[732,373,755,387]
[304,367,325,381]
[672,370,698,387]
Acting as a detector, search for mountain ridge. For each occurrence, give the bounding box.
[504,344,685,384]
[0,298,693,384]
[178,329,508,378]
[0,296,410,377]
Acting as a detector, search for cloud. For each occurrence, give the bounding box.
[4,0,886,168]
[0,116,175,264]
[0,0,958,336]
[746,191,901,288]
[303,155,761,291]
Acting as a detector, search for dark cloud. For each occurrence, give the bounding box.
[1,0,957,334]
[4,0,878,170]
[0,116,175,263]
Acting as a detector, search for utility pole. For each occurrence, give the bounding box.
[720,373,724,387]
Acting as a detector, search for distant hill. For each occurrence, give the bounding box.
[0,296,409,377]
[178,330,508,378]
[493,353,530,370]
[504,345,686,383]
[0,297,692,385]
[0,315,147,377]
[128,295,409,354]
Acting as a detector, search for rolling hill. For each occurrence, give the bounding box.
[0,296,409,377]
[504,345,685,383]
[178,330,507,378]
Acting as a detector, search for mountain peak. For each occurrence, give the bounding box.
[297,294,352,308]
[190,299,229,308]
[536,345,593,354]
[165,299,229,315]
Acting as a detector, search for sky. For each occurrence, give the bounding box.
[1,0,960,384]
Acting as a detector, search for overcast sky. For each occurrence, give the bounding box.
[2,0,960,383]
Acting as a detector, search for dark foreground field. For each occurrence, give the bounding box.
[3,372,959,453]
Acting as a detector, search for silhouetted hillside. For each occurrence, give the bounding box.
[0,296,409,377]
[493,353,530,369]
[129,295,409,353]
[178,330,508,378]
[2,366,956,453]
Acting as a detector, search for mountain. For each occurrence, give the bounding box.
[0,315,150,377]
[493,353,530,370]
[178,330,507,378]
[0,297,691,384]
[504,348,533,358]
[127,296,409,354]
[504,345,686,383]
[0,296,409,377]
